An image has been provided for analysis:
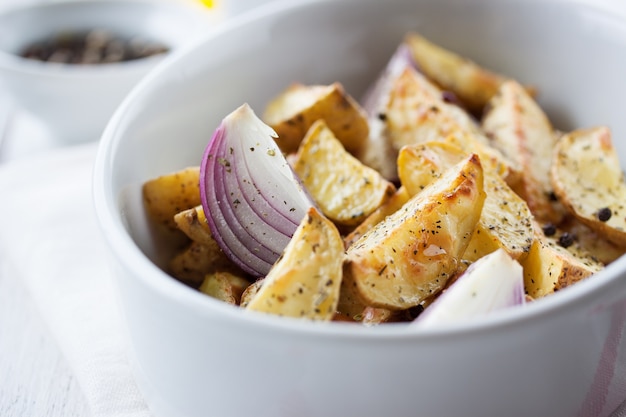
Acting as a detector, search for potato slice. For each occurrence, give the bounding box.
[344,154,485,310]
[386,67,522,187]
[263,82,369,154]
[245,207,344,320]
[343,186,411,248]
[404,32,508,115]
[482,80,565,224]
[293,120,395,227]
[521,224,604,298]
[551,126,626,246]
[169,240,243,287]
[143,166,201,230]
[199,272,250,305]
[397,142,534,262]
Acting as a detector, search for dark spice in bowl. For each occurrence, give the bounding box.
[20,29,169,64]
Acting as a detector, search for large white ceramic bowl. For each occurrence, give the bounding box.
[93,0,626,416]
[0,0,213,145]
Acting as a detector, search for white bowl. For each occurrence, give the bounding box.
[93,0,626,416]
[0,0,213,145]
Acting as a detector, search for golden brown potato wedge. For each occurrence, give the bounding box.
[397,141,534,262]
[240,279,264,308]
[173,205,214,246]
[169,241,242,287]
[386,67,522,187]
[143,167,201,230]
[199,272,251,305]
[263,82,369,154]
[245,207,344,320]
[551,126,626,246]
[344,154,485,310]
[293,120,395,227]
[521,224,604,298]
[404,32,508,115]
[482,80,565,224]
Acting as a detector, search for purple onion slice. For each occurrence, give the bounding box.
[200,104,314,277]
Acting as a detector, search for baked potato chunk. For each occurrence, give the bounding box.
[293,120,395,227]
[521,224,604,298]
[199,272,250,305]
[263,82,369,154]
[173,205,214,246]
[482,80,565,224]
[386,67,521,187]
[551,126,626,246]
[344,154,485,310]
[143,166,201,230]
[404,32,508,115]
[397,141,534,262]
[559,217,625,265]
[245,207,344,320]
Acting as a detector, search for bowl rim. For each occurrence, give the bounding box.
[0,0,214,77]
[93,0,626,340]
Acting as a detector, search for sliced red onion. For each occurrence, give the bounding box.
[200,103,314,277]
[413,249,526,327]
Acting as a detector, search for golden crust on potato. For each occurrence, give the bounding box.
[293,120,396,227]
[482,80,565,224]
[245,207,344,320]
[143,167,201,230]
[263,82,369,154]
[397,141,534,262]
[344,154,485,310]
[551,126,626,246]
[199,272,251,305]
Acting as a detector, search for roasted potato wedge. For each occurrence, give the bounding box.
[199,272,251,305]
[482,80,565,224]
[263,82,369,154]
[521,224,604,298]
[559,217,625,265]
[404,32,509,115]
[343,186,411,248]
[245,207,344,320]
[173,205,214,246]
[344,154,485,310]
[143,166,201,230]
[240,279,264,308]
[386,67,522,187]
[397,141,534,262]
[293,120,395,227]
[551,126,626,246]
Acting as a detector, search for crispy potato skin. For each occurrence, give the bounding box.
[482,80,565,224]
[294,120,395,227]
[143,167,201,230]
[345,154,485,310]
[264,82,369,154]
[551,127,626,246]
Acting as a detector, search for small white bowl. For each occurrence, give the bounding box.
[94,0,626,416]
[0,0,214,145]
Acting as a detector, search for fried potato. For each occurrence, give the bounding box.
[404,32,509,115]
[482,80,565,224]
[245,207,344,320]
[143,166,201,230]
[551,126,626,246]
[293,120,395,227]
[521,224,604,298]
[397,141,534,262]
[199,272,251,305]
[263,82,369,154]
[173,205,214,246]
[169,241,220,286]
[344,154,485,310]
[386,67,522,187]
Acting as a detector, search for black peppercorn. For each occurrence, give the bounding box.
[542,223,557,237]
[558,232,575,248]
[597,207,612,222]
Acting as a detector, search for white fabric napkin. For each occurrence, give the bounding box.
[0,142,151,417]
